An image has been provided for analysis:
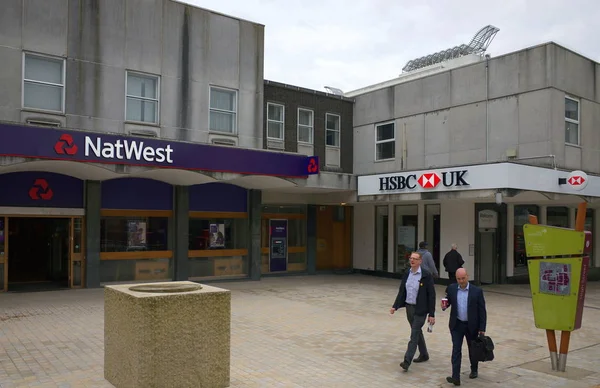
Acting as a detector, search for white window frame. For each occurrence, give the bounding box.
[565,95,580,146]
[297,108,314,144]
[325,113,341,148]
[22,52,66,113]
[209,85,238,134]
[374,121,396,161]
[125,70,160,124]
[266,102,285,141]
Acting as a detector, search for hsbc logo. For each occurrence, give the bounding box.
[379,170,469,191]
[53,134,174,164]
[563,170,588,191]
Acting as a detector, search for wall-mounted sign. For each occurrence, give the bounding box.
[209,223,225,248]
[357,163,600,198]
[478,210,498,229]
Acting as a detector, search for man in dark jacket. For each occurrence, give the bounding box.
[443,243,464,283]
[389,251,436,372]
[442,268,487,386]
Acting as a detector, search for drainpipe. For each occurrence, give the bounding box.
[485,54,490,162]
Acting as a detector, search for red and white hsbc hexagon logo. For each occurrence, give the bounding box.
[567,170,588,191]
[379,170,469,191]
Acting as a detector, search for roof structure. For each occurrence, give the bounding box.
[402,25,500,73]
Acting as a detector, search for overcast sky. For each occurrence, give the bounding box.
[183,0,599,93]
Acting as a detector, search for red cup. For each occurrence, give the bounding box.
[441,298,449,310]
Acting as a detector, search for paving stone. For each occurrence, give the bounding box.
[0,275,599,387]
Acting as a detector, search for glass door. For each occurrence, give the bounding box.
[0,217,6,292]
[70,217,85,288]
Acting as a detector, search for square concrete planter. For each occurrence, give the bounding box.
[104,281,231,388]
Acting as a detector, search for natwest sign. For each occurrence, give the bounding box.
[0,123,315,178]
[378,170,469,191]
[84,136,174,164]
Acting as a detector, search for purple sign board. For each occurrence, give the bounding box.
[0,172,84,208]
[269,219,288,272]
[0,123,319,178]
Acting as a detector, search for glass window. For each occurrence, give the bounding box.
[100,216,169,252]
[298,108,314,144]
[23,53,65,112]
[325,113,340,147]
[126,72,159,123]
[210,87,237,133]
[375,206,388,272]
[188,218,248,250]
[395,205,418,273]
[514,205,539,276]
[547,206,569,228]
[267,103,285,140]
[565,97,579,145]
[0,218,5,256]
[375,122,395,161]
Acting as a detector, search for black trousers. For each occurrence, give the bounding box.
[450,320,478,380]
[448,271,456,283]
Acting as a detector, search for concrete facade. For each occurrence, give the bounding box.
[263,80,354,174]
[0,0,265,149]
[351,43,600,176]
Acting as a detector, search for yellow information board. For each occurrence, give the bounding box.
[523,224,585,257]
[528,257,587,331]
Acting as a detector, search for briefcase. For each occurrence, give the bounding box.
[469,334,495,362]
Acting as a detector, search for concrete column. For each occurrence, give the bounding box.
[569,207,577,229]
[417,202,425,244]
[173,186,189,281]
[307,205,317,275]
[248,190,262,280]
[506,203,515,277]
[387,204,394,273]
[85,181,101,288]
[540,205,548,225]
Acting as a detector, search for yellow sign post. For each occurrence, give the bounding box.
[522,202,591,372]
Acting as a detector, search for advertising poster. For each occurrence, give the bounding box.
[269,219,288,272]
[209,223,225,248]
[127,221,147,248]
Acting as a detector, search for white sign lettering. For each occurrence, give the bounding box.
[84,137,174,164]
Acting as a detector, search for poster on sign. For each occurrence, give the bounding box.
[209,223,225,248]
[127,221,147,248]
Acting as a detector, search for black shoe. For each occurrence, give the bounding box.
[469,371,478,379]
[413,355,429,363]
[446,376,461,386]
[399,361,409,371]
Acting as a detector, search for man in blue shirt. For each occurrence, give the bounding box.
[442,268,487,386]
[390,252,436,372]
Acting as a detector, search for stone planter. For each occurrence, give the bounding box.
[104,281,231,388]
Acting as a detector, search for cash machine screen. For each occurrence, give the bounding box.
[270,238,287,259]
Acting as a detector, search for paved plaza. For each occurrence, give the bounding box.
[1,274,600,387]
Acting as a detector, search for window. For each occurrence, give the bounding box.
[188,218,248,250]
[267,103,285,140]
[375,122,395,160]
[325,113,340,147]
[23,53,65,112]
[210,87,237,133]
[126,72,159,124]
[394,205,418,273]
[565,96,579,145]
[100,216,169,252]
[298,108,314,144]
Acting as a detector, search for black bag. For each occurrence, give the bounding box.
[470,334,495,362]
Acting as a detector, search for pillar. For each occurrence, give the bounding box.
[173,186,189,281]
[307,205,317,275]
[85,180,101,288]
[248,190,262,281]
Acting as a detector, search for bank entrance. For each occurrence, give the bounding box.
[0,216,84,292]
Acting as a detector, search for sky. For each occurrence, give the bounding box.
[182,0,599,93]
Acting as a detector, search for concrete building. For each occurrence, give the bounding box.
[349,41,600,284]
[0,0,353,292]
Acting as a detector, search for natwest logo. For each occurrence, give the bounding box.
[29,178,54,200]
[379,170,469,191]
[53,134,174,164]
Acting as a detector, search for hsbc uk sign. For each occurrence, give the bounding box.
[378,170,469,191]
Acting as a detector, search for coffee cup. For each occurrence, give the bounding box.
[441,297,449,310]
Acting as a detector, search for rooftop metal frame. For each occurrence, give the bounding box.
[402,25,500,73]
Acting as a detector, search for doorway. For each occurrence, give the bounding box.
[474,204,507,285]
[7,217,70,291]
[316,206,352,271]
